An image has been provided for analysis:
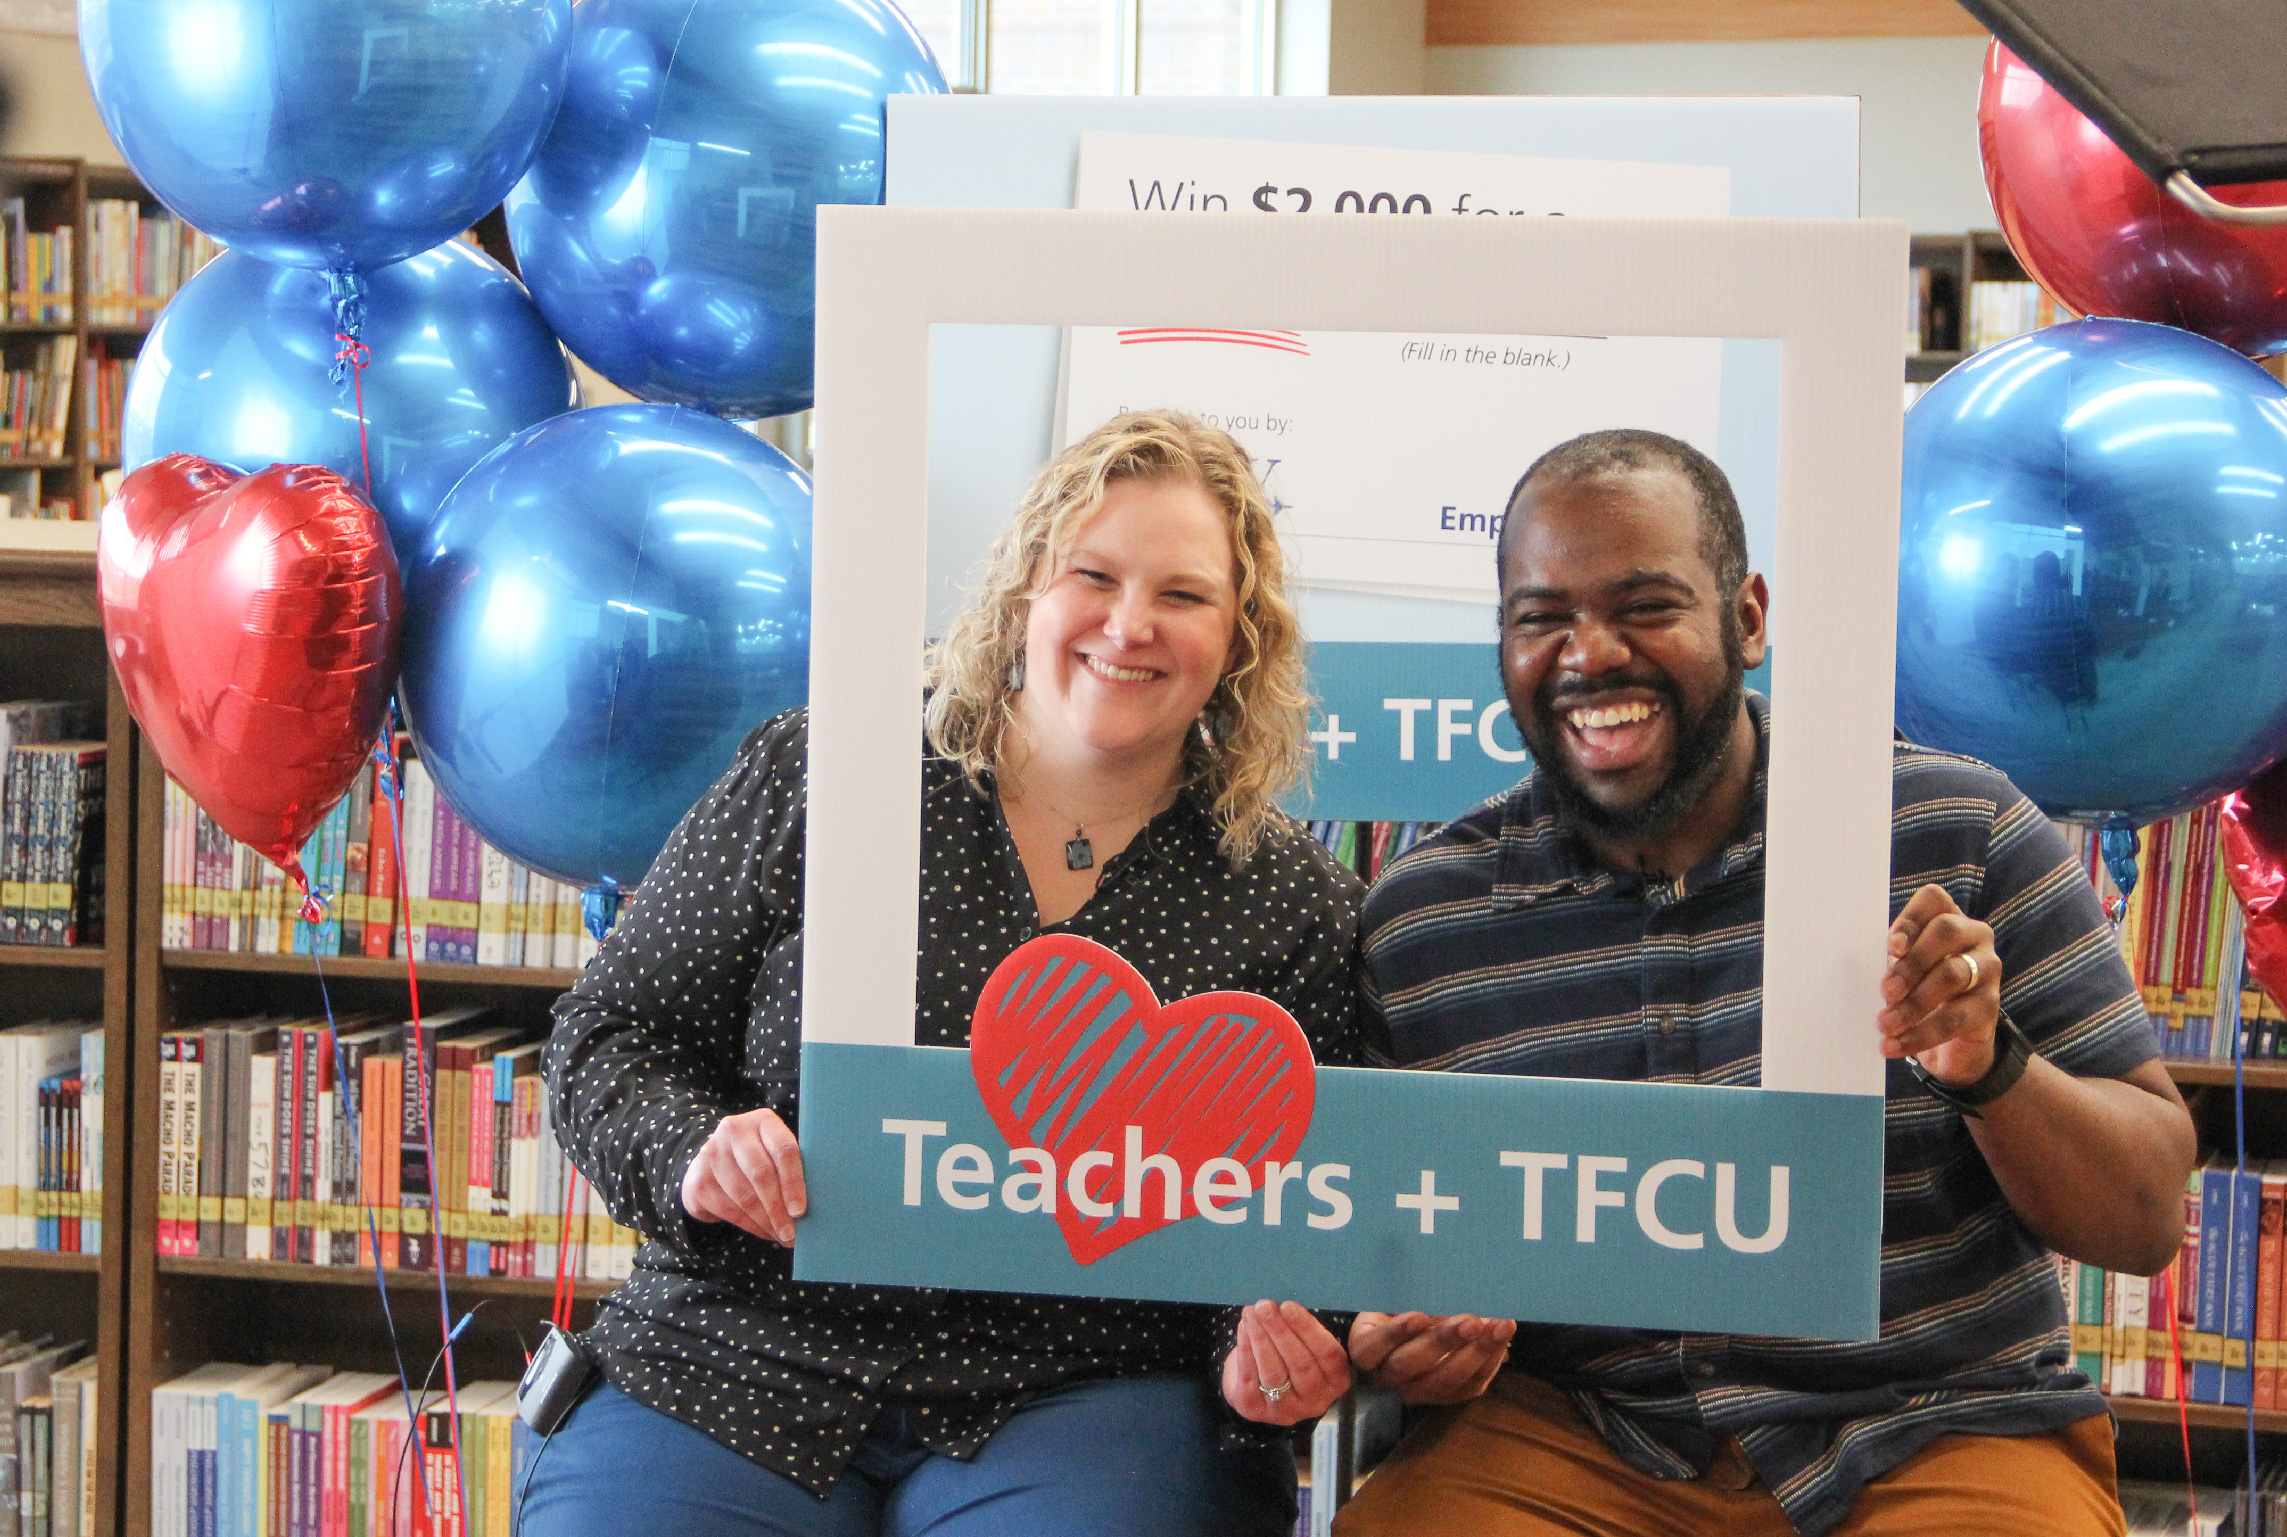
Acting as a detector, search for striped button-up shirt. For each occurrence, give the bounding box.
[1359,694,2156,1536]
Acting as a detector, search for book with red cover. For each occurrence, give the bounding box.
[2256,1162,2287,1408]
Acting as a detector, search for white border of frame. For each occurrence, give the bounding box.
[804,208,1905,1099]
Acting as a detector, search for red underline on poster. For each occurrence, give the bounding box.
[1114,328,1311,355]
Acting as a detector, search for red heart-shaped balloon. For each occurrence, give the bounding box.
[969,933,1317,1265]
[99,455,402,891]
[2225,759,2287,1009]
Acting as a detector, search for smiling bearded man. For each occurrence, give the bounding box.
[1330,429,2195,1537]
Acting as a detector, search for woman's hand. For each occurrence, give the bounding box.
[1221,1300,1352,1425]
[1348,1312,1514,1405]
[678,1108,806,1244]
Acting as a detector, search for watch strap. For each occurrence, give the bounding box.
[1906,1012,2032,1119]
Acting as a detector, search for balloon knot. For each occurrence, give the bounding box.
[327,271,369,390]
[2098,814,2142,904]
[582,880,621,942]
[299,888,331,926]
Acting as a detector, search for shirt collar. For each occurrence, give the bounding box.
[1493,691,1770,908]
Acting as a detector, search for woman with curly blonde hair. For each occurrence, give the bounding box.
[538,410,1367,1537]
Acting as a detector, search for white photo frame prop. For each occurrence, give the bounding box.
[795,209,1904,1340]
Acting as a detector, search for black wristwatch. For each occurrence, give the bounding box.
[1906,1013,2032,1119]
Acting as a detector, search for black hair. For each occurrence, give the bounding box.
[1499,429,1749,596]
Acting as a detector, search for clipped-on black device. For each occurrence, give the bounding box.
[518,1323,602,1435]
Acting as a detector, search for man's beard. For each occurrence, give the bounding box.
[1519,615,1746,846]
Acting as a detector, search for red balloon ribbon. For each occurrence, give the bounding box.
[99,455,403,892]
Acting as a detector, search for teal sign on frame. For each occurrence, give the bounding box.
[796,1042,1883,1341]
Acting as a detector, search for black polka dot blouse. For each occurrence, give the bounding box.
[546,707,1366,1495]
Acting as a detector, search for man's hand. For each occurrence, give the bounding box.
[1880,883,2002,1086]
[1221,1300,1352,1425]
[1348,1311,1515,1405]
[679,1108,805,1244]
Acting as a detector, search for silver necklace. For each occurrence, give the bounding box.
[1002,769,1165,872]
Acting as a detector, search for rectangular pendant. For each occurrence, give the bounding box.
[1064,835,1093,871]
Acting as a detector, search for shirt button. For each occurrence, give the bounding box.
[1659,1015,1677,1036]
[1695,1362,1717,1378]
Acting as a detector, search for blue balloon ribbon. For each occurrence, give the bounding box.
[506,0,947,416]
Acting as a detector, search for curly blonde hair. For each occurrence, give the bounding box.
[923,409,1310,866]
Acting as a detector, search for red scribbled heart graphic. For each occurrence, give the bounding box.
[99,455,401,890]
[968,933,1316,1265]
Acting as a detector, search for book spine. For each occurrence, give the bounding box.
[475,844,508,968]
[246,1052,274,1264]
[400,1027,435,1273]
[2196,1164,2231,1403]
[441,1044,469,1275]
[466,1060,493,1276]
[273,1029,300,1263]
[380,1056,402,1270]
[157,1034,180,1256]
[2229,1167,2264,1406]
[342,762,372,955]
[403,759,433,961]
[298,1027,326,1265]
[363,762,397,959]
[2259,1174,2286,1409]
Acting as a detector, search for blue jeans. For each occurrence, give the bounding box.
[521,1375,1298,1537]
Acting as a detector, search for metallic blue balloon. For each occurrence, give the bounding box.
[1897,318,2287,822]
[79,0,571,275]
[121,243,577,566]
[504,0,946,417]
[398,403,812,887]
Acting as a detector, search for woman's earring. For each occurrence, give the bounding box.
[1006,653,1026,692]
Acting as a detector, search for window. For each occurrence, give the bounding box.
[920,0,1273,95]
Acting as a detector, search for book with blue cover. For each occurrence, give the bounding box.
[2228,1164,2264,1406]
[2195,1154,2234,1403]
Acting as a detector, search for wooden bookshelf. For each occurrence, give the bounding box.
[124,738,602,1537]
[159,1254,615,1301]
[0,547,133,1537]
[0,157,175,551]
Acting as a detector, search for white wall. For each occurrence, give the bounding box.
[1427,34,1994,233]
[0,29,120,164]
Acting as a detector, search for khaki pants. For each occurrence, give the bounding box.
[1331,1374,2125,1537]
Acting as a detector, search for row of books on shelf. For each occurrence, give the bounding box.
[0,338,76,463]
[162,759,619,970]
[2057,806,2287,1062]
[0,1335,96,1537]
[82,199,221,327]
[0,1024,103,1256]
[1,204,70,327]
[157,1005,638,1282]
[0,465,75,523]
[153,1366,531,1537]
[2069,1156,2287,1410]
[1905,268,2073,357]
[81,343,130,464]
[0,197,223,328]
[0,701,104,951]
[1304,821,1435,885]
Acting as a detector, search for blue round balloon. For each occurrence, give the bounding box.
[504,0,946,418]
[398,403,812,887]
[1897,318,2287,822]
[122,242,578,565]
[80,0,571,276]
